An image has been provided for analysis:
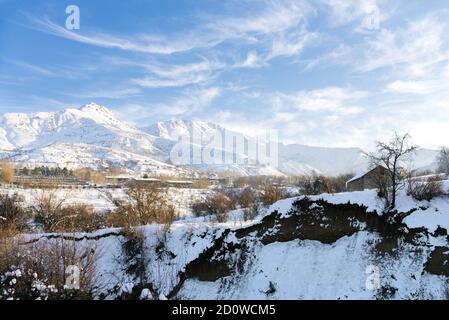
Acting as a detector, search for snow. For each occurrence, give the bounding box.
[6,182,449,300]
[404,199,449,232]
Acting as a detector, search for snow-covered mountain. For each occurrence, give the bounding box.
[145,120,438,176]
[144,120,287,176]
[0,103,172,171]
[0,103,439,176]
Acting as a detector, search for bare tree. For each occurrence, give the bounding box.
[367,133,418,210]
[437,147,449,175]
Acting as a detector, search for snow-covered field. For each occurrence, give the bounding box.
[0,185,213,217]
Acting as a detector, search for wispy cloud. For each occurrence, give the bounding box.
[66,87,142,99]
[26,15,204,55]
[132,58,225,88]
[119,86,222,124]
[271,87,367,113]
[358,15,448,74]
[323,0,390,31]
[13,61,57,77]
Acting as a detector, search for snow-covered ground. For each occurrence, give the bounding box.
[4,180,449,300]
[0,186,213,217]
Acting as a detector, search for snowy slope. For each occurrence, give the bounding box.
[0,103,174,170]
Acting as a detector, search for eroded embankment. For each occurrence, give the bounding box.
[169,198,449,299]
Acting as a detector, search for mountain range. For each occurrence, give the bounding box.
[0,103,438,177]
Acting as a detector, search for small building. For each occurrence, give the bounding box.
[346,165,390,192]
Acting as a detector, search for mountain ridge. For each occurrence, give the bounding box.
[0,103,438,176]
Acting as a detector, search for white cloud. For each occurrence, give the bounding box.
[206,0,311,39]
[358,15,448,75]
[27,16,208,55]
[132,58,224,88]
[386,80,435,95]
[323,0,389,31]
[272,87,367,112]
[120,87,222,123]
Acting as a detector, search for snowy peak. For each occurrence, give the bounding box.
[66,103,137,133]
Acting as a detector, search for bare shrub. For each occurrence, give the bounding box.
[191,199,210,217]
[31,189,105,233]
[0,161,15,183]
[0,193,29,233]
[0,237,97,300]
[260,184,285,206]
[108,182,177,229]
[32,189,68,232]
[192,192,234,222]
[238,187,258,221]
[407,176,444,201]
[54,204,106,233]
[208,192,233,222]
[299,174,353,195]
[238,187,257,208]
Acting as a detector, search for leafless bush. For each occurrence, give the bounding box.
[31,189,67,231]
[191,192,235,222]
[238,187,259,221]
[0,237,97,300]
[108,182,177,230]
[260,184,285,206]
[238,187,257,208]
[0,193,29,233]
[55,204,106,233]
[407,176,444,201]
[191,179,209,189]
[191,199,210,217]
[31,189,105,233]
[299,174,353,195]
[207,192,233,222]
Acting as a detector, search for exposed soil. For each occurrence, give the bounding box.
[169,197,449,298]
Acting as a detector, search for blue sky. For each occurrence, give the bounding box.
[1,0,449,149]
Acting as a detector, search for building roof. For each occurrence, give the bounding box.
[346,165,387,184]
